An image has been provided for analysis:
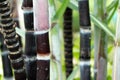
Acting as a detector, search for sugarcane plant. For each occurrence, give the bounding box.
[0,0,26,80]
[63,7,73,78]
[78,0,91,80]
[21,0,36,80]
[33,0,50,79]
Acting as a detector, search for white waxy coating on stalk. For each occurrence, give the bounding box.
[23,9,33,13]
[79,61,90,66]
[33,0,49,31]
[4,77,14,80]
[80,27,91,34]
[37,54,50,60]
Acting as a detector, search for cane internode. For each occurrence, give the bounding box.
[37,32,50,54]
[79,0,91,27]
[22,0,33,8]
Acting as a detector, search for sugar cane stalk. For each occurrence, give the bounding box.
[33,0,50,80]
[0,0,26,80]
[78,0,91,80]
[21,0,36,80]
[63,7,73,78]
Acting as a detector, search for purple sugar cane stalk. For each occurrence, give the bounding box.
[33,0,50,80]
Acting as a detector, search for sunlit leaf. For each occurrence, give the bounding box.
[107,0,118,12]
[90,14,115,39]
[107,0,118,23]
[67,66,79,80]
[52,0,69,21]
[58,0,78,10]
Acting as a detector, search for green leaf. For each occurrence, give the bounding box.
[90,14,115,39]
[107,0,118,23]
[0,75,2,80]
[107,6,117,24]
[58,0,78,10]
[68,0,78,10]
[67,66,79,80]
[15,27,25,39]
[52,0,69,21]
[107,0,118,12]
[49,0,54,5]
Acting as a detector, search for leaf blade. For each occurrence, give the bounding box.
[90,14,115,39]
[52,0,69,21]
